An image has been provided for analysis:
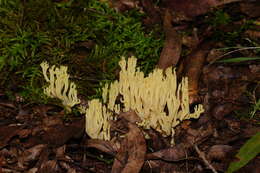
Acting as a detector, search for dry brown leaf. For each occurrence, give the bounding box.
[145,129,170,151]
[182,31,200,49]
[242,125,260,138]
[33,105,57,117]
[184,123,214,145]
[207,145,233,161]
[59,160,77,172]
[0,102,16,109]
[164,0,242,20]
[240,2,260,17]
[211,103,235,120]
[112,122,146,173]
[109,0,140,12]
[143,160,183,173]
[16,107,31,122]
[42,116,63,128]
[206,49,226,63]
[86,139,118,156]
[55,145,66,159]
[41,118,84,147]
[157,9,182,70]
[38,160,60,173]
[245,30,260,39]
[0,126,22,149]
[141,0,161,26]
[17,129,32,139]
[146,123,213,162]
[202,65,260,118]
[146,144,187,161]
[183,41,214,104]
[28,167,38,173]
[119,109,141,123]
[17,144,47,169]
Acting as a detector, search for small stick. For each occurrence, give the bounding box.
[194,144,218,173]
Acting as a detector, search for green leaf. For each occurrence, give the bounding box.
[226,132,260,173]
[217,57,260,63]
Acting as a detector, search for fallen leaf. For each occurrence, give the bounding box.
[33,105,57,117]
[0,125,22,149]
[143,160,182,173]
[146,144,187,161]
[16,107,31,122]
[211,103,234,120]
[145,129,170,150]
[141,0,161,26]
[38,160,60,173]
[245,30,260,39]
[184,123,214,145]
[146,123,214,162]
[207,145,233,161]
[17,129,32,139]
[202,65,259,118]
[28,167,38,173]
[109,0,140,12]
[112,122,146,173]
[55,145,66,159]
[86,139,118,156]
[42,116,63,128]
[240,2,260,18]
[164,0,242,21]
[0,147,19,166]
[119,109,141,123]
[17,144,47,169]
[183,41,215,104]
[0,102,16,109]
[157,9,182,69]
[42,118,84,147]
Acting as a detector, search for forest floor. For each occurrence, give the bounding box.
[0,0,259,173]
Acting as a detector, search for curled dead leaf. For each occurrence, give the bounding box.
[112,122,146,173]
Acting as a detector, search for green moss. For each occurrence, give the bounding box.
[0,0,163,103]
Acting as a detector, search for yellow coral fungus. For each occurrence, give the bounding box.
[85,56,204,142]
[85,99,111,140]
[40,62,80,112]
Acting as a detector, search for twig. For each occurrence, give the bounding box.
[194,144,218,173]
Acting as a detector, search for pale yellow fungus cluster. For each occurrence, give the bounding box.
[40,62,80,112]
[85,56,204,142]
[85,99,112,140]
